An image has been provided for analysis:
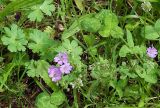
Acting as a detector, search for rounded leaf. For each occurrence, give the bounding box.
[80,17,101,32]
[141,25,159,40]
[35,92,57,108]
[50,91,65,106]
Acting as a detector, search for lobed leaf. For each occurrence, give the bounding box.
[1,24,28,52]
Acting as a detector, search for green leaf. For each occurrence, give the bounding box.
[141,25,159,40]
[25,60,49,78]
[111,26,124,38]
[26,60,59,91]
[110,79,127,98]
[124,85,140,98]
[80,17,101,32]
[0,0,44,21]
[74,0,84,11]
[91,57,116,85]
[98,10,118,37]
[155,19,160,34]
[62,14,94,39]
[0,63,15,92]
[50,91,65,106]
[1,24,28,52]
[28,29,59,61]
[56,39,82,58]
[83,35,95,47]
[138,98,145,108]
[135,60,158,84]
[132,45,146,57]
[119,45,131,57]
[144,73,157,83]
[28,0,55,22]
[35,92,57,108]
[28,29,53,53]
[40,0,55,16]
[126,29,134,47]
[28,7,44,22]
[119,62,138,78]
[56,39,83,71]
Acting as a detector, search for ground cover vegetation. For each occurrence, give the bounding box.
[0,0,160,107]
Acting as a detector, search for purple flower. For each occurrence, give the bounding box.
[147,46,158,58]
[48,65,62,82]
[54,52,68,65]
[60,63,72,74]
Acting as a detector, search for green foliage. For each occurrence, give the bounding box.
[25,60,58,91]
[119,45,131,57]
[1,0,160,107]
[0,0,44,21]
[28,29,53,53]
[35,92,57,108]
[56,39,87,89]
[62,9,124,39]
[97,10,123,38]
[35,91,65,108]
[80,17,101,32]
[119,30,146,57]
[91,57,116,85]
[119,45,146,57]
[25,60,49,77]
[127,29,134,47]
[56,39,83,67]
[28,0,55,22]
[62,14,95,39]
[135,60,159,83]
[119,61,138,78]
[1,24,28,52]
[83,35,95,47]
[141,25,159,40]
[0,64,15,92]
[74,0,84,11]
[110,78,127,98]
[50,91,65,105]
[141,19,160,40]
[28,7,44,22]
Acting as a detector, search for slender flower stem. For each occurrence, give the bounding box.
[73,89,79,108]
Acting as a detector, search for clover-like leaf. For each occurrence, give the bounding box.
[1,24,28,52]
[80,17,101,32]
[141,25,159,40]
[97,10,119,37]
[35,92,57,108]
[50,91,65,106]
[111,26,124,38]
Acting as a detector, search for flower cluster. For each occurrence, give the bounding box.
[48,52,72,82]
[70,75,83,89]
[147,46,158,58]
[141,1,152,12]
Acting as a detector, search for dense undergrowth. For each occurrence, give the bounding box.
[1,0,160,107]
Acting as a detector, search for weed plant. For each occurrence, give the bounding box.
[0,0,160,107]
